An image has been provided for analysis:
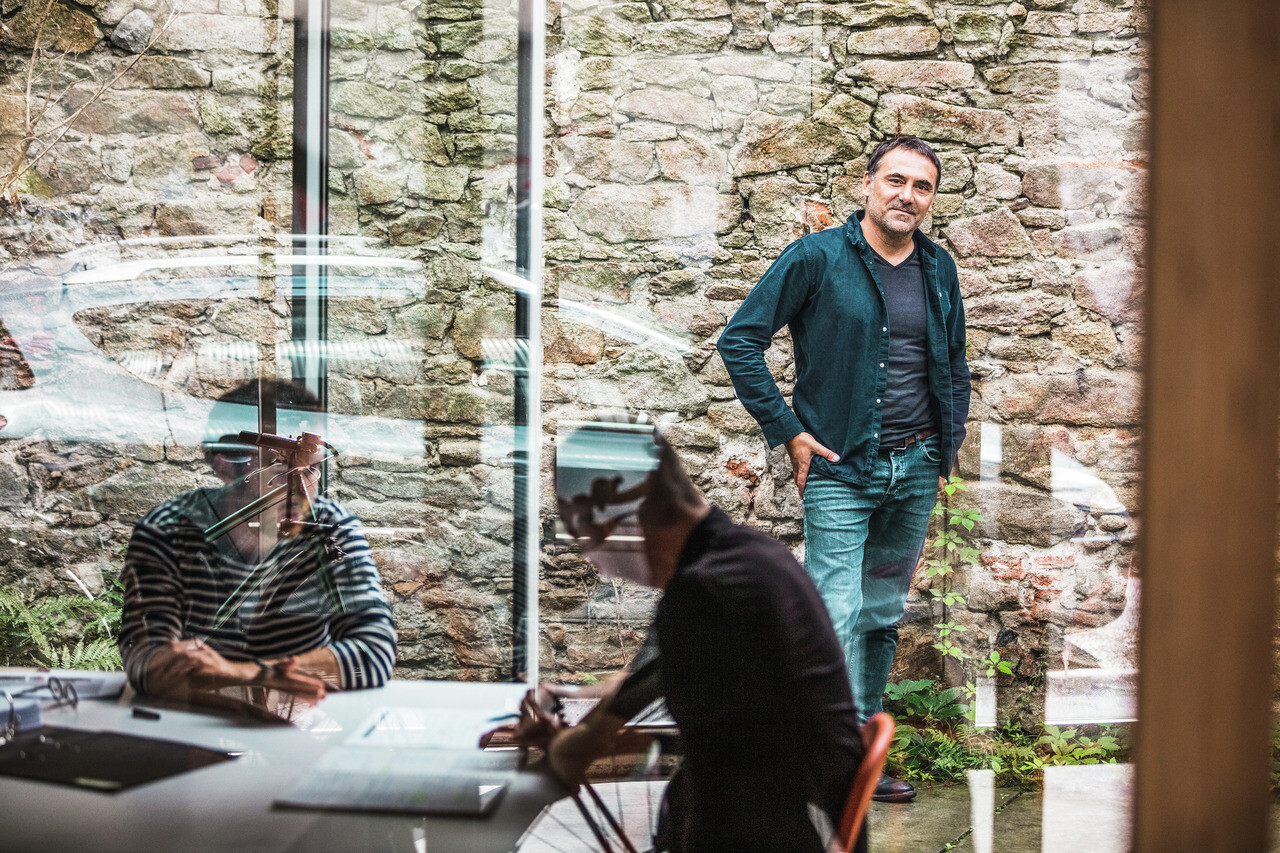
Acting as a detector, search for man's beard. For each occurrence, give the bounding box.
[871,203,918,236]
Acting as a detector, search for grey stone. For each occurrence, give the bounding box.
[873,94,1018,146]
[1023,11,1076,36]
[616,89,717,131]
[431,21,484,53]
[663,0,731,20]
[119,56,211,89]
[938,150,973,193]
[982,368,1142,427]
[640,20,733,54]
[563,12,638,55]
[584,350,712,414]
[70,89,198,136]
[332,81,405,118]
[710,75,757,114]
[1052,313,1119,362]
[976,163,1022,200]
[655,134,725,185]
[796,0,932,27]
[730,97,868,177]
[464,31,518,64]
[389,212,446,244]
[1005,34,1094,64]
[374,6,419,50]
[850,59,975,89]
[846,26,940,56]
[767,26,823,55]
[947,10,1004,43]
[543,314,605,364]
[110,9,155,53]
[568,184,742,242]
[632,59,703,88]
[575,57,626,90]
[562,135,656,183]
[100,147,133,182]
[408,165,469,201]
[961,481,1087,547]
[964,288,1065,329]
[944,208,1034,258]
[1049,222,1125,260]
[705,55,795,82]
[421,81,477,113]
[353,168,403,205]
[554,262,644,302]
[1074,263,1142,325]
[212,66,267,96]
[156,14,278,53]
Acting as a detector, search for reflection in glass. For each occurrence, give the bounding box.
[0,0,536,683]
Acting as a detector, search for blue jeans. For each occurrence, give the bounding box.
[803,434,941,720]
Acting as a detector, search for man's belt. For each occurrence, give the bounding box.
[879,427,938,453]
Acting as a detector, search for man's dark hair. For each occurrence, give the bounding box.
[866,136,941,188]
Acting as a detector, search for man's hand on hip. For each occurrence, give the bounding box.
[785,432,839,496]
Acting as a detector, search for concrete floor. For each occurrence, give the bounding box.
[515,765,1280,852]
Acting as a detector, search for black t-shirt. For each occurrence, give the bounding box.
[872,246,937,442]
[654,508,864,853]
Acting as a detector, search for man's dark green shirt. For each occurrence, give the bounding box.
[717,211,971,485]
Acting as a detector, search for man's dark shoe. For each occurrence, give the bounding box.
[872,773,916,803]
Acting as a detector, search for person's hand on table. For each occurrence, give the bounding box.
[148,639,327,702]
[545,723,603,788]
[479,685,572,749]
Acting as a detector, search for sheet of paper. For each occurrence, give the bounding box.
[0,668,127,700]
[275,745,519,816]
[345,706,499,750]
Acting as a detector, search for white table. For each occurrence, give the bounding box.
[0,681,566,853]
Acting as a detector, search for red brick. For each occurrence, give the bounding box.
[983,555,1025,580]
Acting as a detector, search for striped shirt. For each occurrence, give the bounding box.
[120,488,397,693]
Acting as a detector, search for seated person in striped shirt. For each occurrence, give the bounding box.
[119,380,397,701]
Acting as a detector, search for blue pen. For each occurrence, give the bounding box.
[486,712,520,723]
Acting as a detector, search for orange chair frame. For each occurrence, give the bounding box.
[831,711,896,853]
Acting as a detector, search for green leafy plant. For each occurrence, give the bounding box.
[883,678,1130,787]
[885,678,967,721]
[1037,725,1122,765]
[0,572,123,670]
[981,650,1015,678]
[925,477,1018,713]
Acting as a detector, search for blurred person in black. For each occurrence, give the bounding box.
[502,421,865,853]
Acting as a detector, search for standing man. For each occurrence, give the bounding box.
[717,136,970,803]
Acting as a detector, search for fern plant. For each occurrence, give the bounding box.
[0,572,124,671]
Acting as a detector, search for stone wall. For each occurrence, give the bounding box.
[535,0,1148,720]
[0,0,1150,713]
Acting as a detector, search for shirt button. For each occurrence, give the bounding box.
[876,398,881,403]
[882,327,887,332]
[874,433,878,438]
[879,362,885,367]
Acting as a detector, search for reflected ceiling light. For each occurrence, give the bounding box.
[63,254,421,284]
[482,264,692,355]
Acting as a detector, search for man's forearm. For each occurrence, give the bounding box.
[278,646,341,685]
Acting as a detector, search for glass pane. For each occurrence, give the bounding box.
[0,0,532,685]
[325,0,529,681]
[534,2,1149,851]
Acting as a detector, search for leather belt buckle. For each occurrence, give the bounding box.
[881,428,937,454]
